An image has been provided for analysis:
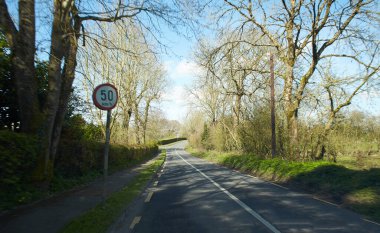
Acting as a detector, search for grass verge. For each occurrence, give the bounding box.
[59,151,166,233]
[188,148,380,222]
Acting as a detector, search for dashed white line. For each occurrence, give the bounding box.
[175,149,281,233]
[145,191,154,203]
[129,216,141,230]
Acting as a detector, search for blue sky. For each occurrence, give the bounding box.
[152,22,205,122]
[160,42,201,122]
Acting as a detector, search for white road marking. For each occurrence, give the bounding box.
[175,150,281,233]
[154,181,159,186]
[145,192,154,203]
[363,218,380,226]
[129,216,141,230]
[312,196,338,207]
[269,182,289,190]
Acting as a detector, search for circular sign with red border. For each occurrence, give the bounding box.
[92,83,118,110]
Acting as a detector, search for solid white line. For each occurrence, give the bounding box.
[312,196,338,207]
[175,150,281,233]
[363,218,380,226]
[145,192,154,203]
[129,216,141,230]
[269,182,289,190]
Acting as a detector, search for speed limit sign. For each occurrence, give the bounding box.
[92,83,118,110]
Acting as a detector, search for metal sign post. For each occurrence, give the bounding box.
[92,83,118,200]
[104,109,111,182]
[270,53,276,158]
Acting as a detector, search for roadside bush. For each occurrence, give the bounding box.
[0,129,158,210]
[83,123,103,141]
[108,143,158,172]
[55,139,158,177]
[55,139,102,177]
[0,130,39,208]
[158,137,186,145]
[0,130,38,188]
[61,114,103,142]
[209,123,226,151]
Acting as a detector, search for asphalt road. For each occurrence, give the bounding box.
[112,141,380,233]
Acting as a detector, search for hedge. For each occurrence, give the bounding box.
[158,137,187,145]
[0,130,158,210]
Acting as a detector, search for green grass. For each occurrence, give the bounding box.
[338,154,380,170]
[188,148,380,222]
[344,187,380,221]
[59,151,166,233]
[50,170,102,193]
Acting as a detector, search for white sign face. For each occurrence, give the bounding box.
[92,83,118,110]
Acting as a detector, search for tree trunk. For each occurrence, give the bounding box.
[11,0,41,133]
[50,24,80,163]
[288,110,298,142]
[133,103,142,144]
[234,94,242,126]
[122,108,132,144]
[42,1,80,178]
[314,115,334,160]
[283,60,299,159]
[142,101,152,144]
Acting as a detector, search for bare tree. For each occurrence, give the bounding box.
[195,33,268,125]
[312,58,380,159]
[79,20,166,145]
[191,31,271,150]
[217,0,379,158]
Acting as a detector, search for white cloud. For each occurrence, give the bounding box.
[161,59,203,122]
[164,59,203,83]
[162,85,188,103]
[174,60,202,77]
[161,85,195,122]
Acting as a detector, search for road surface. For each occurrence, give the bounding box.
[110,141,380,233]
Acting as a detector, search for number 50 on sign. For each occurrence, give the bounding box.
[92,83,118,110]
